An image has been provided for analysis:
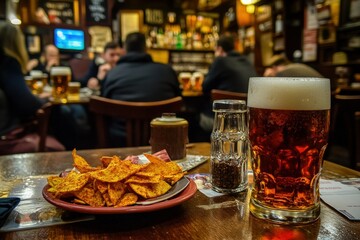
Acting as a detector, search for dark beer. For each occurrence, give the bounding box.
[249,108,330,209]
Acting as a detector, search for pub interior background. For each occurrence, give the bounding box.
[1,0,360,169]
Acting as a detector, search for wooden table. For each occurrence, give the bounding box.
[1,143,360,240]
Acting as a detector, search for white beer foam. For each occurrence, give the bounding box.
[50,66,71,76]
[30,70,43,77]
[247,77,330,110]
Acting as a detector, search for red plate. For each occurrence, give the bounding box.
[42,178,197,214]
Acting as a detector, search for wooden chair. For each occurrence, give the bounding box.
[0,102,57,154]
[329,94,360,169]
[211,89,248,102]
[88,96,184,148]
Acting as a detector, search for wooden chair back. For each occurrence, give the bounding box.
[36,102,53,152]
[68,58,93,81]
[89,96,184,148]
[329,94,360,169]
[211,89,247,102]
[0,101,54,154]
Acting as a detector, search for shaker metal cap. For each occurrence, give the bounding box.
[212,100,247,112]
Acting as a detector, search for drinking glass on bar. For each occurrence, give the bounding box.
[192,72,204,92]
[50,66,71,103]
[28,70,46,94]
[247,77,330,224]
[67,82,81,101]
[179,72,192,91]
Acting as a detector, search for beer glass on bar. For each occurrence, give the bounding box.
[247,77,330,224]
[50,66,71,103]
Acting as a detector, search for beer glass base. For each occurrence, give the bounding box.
[212,182,248,194]
[249,198,320,224]
[52,97,68,104]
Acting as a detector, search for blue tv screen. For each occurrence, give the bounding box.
[54,28,85,51]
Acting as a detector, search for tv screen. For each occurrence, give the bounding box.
[54,28,85,51]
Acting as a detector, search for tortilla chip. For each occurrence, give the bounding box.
[74,186,104,207]
[125,173,161,184]
[144,153,167,165]
[115,193,138,207]
[47,176,63,187]
[73,198,87,205]
[93,179,108,194]
[72,149,100,173]
[165,162,183,174]
[90,159,146,183]
[54,171,89,194]
[163,172,185,185]
[129,180,171,199]
[100,156,114,168]
[108,182,126,206]
[102,192,113,207]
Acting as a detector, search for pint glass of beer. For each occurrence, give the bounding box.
[50,66,71,103]
[247,77,330,224]
[29,70,47,94]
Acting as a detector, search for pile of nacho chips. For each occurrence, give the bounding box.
[47,150,185,207]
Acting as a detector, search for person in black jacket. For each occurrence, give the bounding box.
[78,42,123,89]
[199,34,258,134]
[101,32,181,146]
[0,22,46,135]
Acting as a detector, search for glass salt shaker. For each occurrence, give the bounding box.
[210,100,249,193]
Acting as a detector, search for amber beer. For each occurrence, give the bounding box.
[179,72,192,91]
[67,82,81,101]
[27,71,47,94]
[248,77,330,224]
[50,67,71,102]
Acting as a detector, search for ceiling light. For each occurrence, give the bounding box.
[241,0,260,5]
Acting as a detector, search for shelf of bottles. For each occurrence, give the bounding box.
[146,13,220,51]
[145,12,218,74]
[170,50,214,74]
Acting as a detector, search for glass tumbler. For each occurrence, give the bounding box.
[248,77,331,224]
[210,100,249,193]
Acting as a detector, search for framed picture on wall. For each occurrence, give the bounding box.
[26,34,42,54]
[31,0,80,25]
[119,10,144,43]
[340,0,360,26]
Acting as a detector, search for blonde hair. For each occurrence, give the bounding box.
[0,21,29,73]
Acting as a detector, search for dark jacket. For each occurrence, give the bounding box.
[0,54,43,135]
[102,52,181,101]
[202,51,258,116]
[101,52,181,146]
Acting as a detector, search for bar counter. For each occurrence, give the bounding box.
[1,143,360,239]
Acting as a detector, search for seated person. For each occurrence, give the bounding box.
[27,44,63,74]
[79,42,123,90]
[199,33,258,134]
[101,32,181,146]
[0,22,64,154]
[264,54,323,78]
